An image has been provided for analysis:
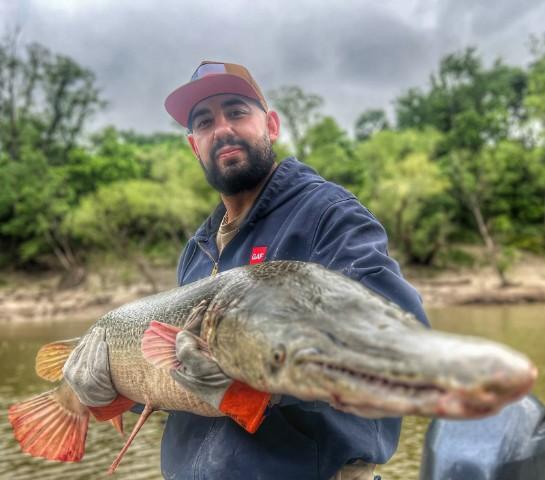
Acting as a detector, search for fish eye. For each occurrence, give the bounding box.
[272,344,286,366]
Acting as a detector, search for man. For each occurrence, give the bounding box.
[65,61,428,480]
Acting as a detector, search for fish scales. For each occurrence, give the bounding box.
[94,274,227,415]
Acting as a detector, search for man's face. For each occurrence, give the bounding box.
[187,94,280,196]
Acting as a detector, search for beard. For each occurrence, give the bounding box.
[199,134,276,196]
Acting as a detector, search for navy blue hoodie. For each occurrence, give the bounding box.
[161,157,428,480]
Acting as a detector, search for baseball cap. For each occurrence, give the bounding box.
[165,61,268,128]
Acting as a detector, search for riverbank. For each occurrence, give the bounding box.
[407,252,545,307]
[1,254,544,323]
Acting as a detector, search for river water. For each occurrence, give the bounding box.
[0,304,543,479]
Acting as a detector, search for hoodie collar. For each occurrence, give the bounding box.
[194,157,318,241]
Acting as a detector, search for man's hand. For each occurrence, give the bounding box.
[170,331,233,407]
[170,330,272,433]
[63,327,117,407]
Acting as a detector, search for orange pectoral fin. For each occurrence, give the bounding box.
[88,394,135,422]
[141,320,182,370]
[219,380,271,434]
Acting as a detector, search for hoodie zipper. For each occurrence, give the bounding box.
[197,241,219,276]
[197,212,250,277]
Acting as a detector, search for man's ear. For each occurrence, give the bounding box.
[187,134,201,159]
[266,111,280,144]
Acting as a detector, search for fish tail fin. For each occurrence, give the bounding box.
[8,382,89,462]
[141,320,182,370]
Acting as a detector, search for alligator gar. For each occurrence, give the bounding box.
[8,261,537,472]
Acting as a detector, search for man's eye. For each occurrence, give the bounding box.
[195,118,211,129]
[229,109,246,118]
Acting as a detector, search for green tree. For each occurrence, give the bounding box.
[525,35,545,241]
[354,109,389,141]
[66,175,209,291]
[304,116,357,189]
[525,35,545,120]
[0,35,105,276]
[395,48,527,151]
[272,140,293,162]
[355,128,443,203]
[268,85,323,160]
[0,35,105,162]
[0,148,81,275]
[395,47,532,280]
[354,129,450,264]
[441,140,540,284]
[370,152,451,264]
[143,138,217,222]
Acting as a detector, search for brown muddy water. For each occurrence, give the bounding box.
[0,304,544,480]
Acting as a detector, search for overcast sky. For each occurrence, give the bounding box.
[2,0,545,136]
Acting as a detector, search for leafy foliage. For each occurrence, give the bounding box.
[304,117,357,189]
[268,85,323,160]
[1,36,545,281]
[354,129,451,264]
[354,109,389,141]
[393,47,542,281]
[396,48,527,151]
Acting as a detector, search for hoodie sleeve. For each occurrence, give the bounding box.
[309,197,429,326]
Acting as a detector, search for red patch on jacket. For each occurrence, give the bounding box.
[250,246,267,264]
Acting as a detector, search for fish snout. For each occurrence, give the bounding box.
[478,356,537,401]
[437,348,538,418]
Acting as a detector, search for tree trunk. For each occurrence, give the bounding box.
[468,194,509,287]
[45,229,87,289]
[134,255,158,293]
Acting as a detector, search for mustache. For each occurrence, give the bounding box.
[211,136,251,161]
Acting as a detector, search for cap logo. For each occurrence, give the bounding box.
[250,246,267,265]
[191,63,227,81]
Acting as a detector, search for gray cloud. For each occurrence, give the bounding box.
[438,0,544,37]
[2,0,545,136]
[333,12,434,86]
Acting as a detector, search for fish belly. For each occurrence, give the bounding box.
[106,329,222,417]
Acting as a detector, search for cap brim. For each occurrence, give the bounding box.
[165,74,263,127]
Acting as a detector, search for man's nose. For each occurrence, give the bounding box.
[212,113,235,138]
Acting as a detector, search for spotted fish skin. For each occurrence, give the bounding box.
[95,274,226,415]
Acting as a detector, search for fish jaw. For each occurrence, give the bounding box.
[284,330,538,419]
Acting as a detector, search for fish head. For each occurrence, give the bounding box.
[208,262,537,419]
